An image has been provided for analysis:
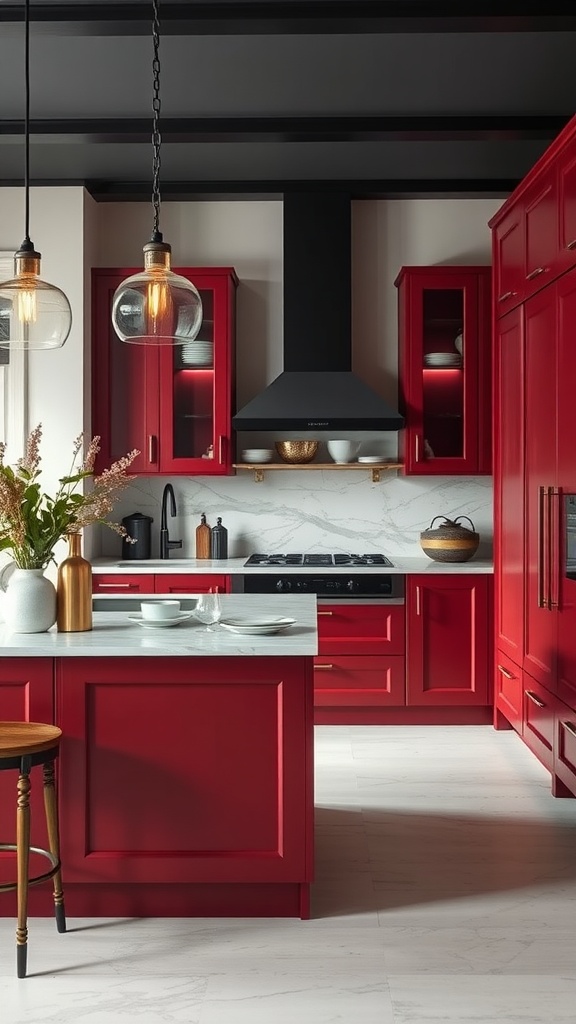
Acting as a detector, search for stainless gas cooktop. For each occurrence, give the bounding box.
[243,553,394,568]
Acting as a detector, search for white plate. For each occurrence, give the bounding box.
[128,611,195,629]
[357,455,383,464]
[219,616,296,636]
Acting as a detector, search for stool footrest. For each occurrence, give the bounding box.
[0,843,60,893]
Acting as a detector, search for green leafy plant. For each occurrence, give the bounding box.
[0,424,139,569]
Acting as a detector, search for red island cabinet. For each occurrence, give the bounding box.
[395,266,492,476]
[56,655,314,918]
[0,660,54,905]
[92,267,238,477]
[406,575,492,710]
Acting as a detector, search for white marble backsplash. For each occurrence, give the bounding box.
[94,472,493,561]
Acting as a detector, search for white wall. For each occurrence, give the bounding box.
[0,190,503,563]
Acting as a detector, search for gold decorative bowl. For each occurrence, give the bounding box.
[275,440,319,464]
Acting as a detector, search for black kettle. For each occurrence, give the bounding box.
[121,512,153,560]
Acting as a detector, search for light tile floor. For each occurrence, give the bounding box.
[2,725,576,1022]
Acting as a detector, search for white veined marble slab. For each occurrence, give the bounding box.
[0,595,318,657]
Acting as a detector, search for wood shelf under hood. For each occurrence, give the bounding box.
[233,462,403,482]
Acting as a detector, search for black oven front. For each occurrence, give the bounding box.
[233,573,404,600]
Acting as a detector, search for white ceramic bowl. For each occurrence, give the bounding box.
[241,449,274,463]
[141,599,181,621]
[326,440,361,464]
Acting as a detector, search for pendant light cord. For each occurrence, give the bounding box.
[150,0,162,243]
[23,0,31,247]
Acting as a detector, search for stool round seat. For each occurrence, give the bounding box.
[0,722,62,759]
[0,721,66,978]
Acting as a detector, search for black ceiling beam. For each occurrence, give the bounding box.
[0,2,575,36]
[0,114,568,145]
[84,178,518,201]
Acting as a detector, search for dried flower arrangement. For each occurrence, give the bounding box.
[0,424,139,569]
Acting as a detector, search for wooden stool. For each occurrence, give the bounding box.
[0,722,66,978]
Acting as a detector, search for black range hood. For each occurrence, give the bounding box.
[232,193,404,432]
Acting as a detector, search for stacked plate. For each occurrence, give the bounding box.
[424,351,462,368]
[181,339,213,367]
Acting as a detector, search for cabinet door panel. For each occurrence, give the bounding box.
[317,603,404,655]
[155,574,229,594]
[0,661,54,867]
[93,575,155,595]
[313,655,405,707]
[396,266,491,476]
[493,207,525,316]
[57,657,312,884]
[494,308,524,663]
[523,288,558,688]
[558,149,576,275]
[522,672,555,772]
[406,576,491,706]
[523,172,558,298]
[495,651,523,733]
[554,705,576,796]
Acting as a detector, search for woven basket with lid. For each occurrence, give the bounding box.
[419,516,479,563]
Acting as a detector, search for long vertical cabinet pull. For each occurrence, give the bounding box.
[537,485,547,608]
[550,487,561,610]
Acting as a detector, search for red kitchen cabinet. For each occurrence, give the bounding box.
[494,651,523,734]
[92,574,155,595]
[396,266,492,476]
[554,697,576,797]
[92,267,238,476]
[57,656,313,895]
[0,660,54,898]
[406,575,492,707]
[493,307,524,666]
[558,147,576,275]
[522,671,555,773]
[155,574,230,594]
[314,602,405,712]
[522,170,559,301]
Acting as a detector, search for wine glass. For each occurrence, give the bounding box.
[194,590,222,630]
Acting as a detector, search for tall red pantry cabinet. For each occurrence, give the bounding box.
[92,267,238,476]
[491,114,576,795]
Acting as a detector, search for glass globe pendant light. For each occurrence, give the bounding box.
[0,0,72,351]
[111,0,202,346]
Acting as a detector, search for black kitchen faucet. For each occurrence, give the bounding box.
[160,483,183,559]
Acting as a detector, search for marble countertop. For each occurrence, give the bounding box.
[0,595,318,657]
[92,556,493,575]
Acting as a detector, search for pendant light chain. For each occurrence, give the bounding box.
[24,0,31,247]
[151,0,162,242]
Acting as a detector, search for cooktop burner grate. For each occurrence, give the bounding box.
[243,552,394,568]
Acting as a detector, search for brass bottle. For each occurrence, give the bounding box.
[57,533,93,631]
[195,513,211,560]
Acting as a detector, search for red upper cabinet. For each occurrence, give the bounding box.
[492,206,525,318]
[396,266,492,476]
[523,170,559,299]
[92,267,238,476]
[558,147,576,276]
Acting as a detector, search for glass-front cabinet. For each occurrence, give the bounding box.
[395,266,492,475]
[92,267,238,475]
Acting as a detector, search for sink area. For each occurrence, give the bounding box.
[114,560,199,567]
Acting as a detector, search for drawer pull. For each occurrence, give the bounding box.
[498,290,516,302]
[566,239,576,251]
[561,720,576,738]
[314,663,334,670]
[97,582,133,589]
[497,664,515,680]
[148,434,157,464]
[525,689,546,709]
[318,610,333,616]
[526,266,546,281]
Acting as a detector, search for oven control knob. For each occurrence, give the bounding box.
[276,579,291,592]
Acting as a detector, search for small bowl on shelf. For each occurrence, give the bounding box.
[241,449,274,464]
[275,440,318,464]
[326,440,361,464]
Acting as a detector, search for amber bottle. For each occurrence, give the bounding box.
[195,513,211,559]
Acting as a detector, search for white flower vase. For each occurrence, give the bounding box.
[4,568,57,633]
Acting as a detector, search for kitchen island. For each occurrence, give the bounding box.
[0,596,317,919]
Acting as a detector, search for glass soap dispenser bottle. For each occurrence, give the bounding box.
[210,517,228,559]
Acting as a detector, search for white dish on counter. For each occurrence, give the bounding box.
[219,616,296,636]
[128,611,195,629]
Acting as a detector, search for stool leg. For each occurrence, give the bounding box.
[16,768,31,979]
[43,761,66,934]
